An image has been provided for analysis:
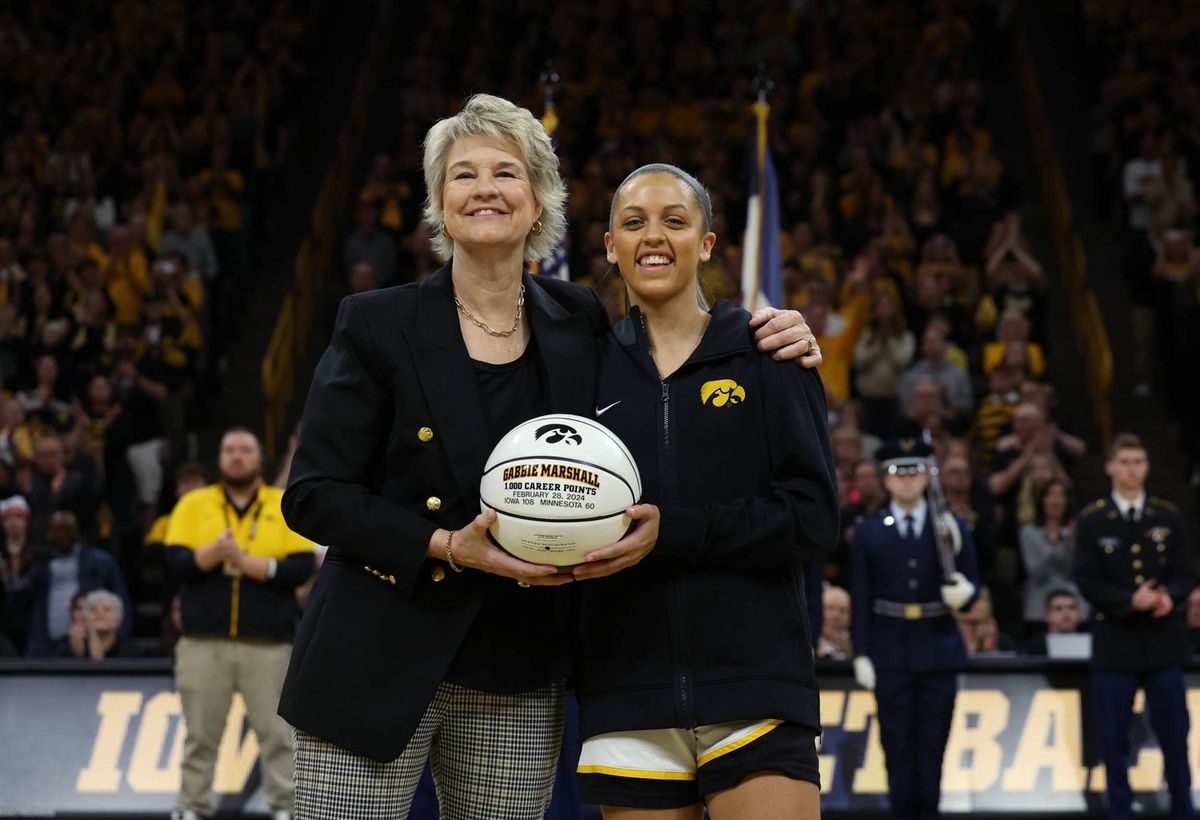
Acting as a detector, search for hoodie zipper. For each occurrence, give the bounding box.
[638,311,694,726]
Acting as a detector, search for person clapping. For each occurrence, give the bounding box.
[60,589,130,659]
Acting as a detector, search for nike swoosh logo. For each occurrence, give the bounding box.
[595,400,621,416]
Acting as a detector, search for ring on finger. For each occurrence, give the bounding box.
[517,580,531,588]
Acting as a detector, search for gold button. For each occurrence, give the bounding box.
[418,426,434,442]
[1133,559,1143,569]
[431,566,446,582]
[1131,544,1141,554]
[1096,612,1105,621]
[426,496,442,511]
[1135,575,1145,584]
[1158,544,1166,553]
[1104,545,1115,554]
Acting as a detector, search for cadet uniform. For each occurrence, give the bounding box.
[1073,493,1196,820]
[850,442,980,820]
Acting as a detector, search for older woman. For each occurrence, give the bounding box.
[60,588,129,659]
[279,96,818,819]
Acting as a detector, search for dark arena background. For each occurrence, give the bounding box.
[1,0,1199,817]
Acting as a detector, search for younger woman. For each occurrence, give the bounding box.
[573,164,838,819]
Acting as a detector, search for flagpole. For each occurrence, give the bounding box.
[533,62,570,280]
[750,66,775,311]
[527,63,560,276]
[538,61,560,137]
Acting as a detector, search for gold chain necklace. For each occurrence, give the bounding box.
[454,284,525,337]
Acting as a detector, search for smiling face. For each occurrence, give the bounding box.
[441,135,541,258]
[606,172,715,309]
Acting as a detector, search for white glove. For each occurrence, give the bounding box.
[941,571,976,610]
[853,655,876,691]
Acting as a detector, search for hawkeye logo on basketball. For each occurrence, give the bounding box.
[503,463,601,489]
[700,379,746,408]
[534,423,583,445]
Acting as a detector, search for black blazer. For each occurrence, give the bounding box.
[278,264,607,762]
[1074,496,1195,671]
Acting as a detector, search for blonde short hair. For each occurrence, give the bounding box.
[421,94,567,262]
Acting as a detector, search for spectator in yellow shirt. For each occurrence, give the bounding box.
[805,256,871,405]
[104,224,151,326]
[165,430,314,820]
[982,309,1045,378]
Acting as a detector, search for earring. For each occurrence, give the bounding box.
[530,220,544,236]
[441,225,451,239]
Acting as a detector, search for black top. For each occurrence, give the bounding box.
[471,334,549,445]
[444,334,563,692]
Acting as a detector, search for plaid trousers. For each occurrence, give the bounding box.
[294,680,566,819]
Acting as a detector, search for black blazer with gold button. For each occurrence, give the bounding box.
[278,263,607,762]
[1074,495,1195,671]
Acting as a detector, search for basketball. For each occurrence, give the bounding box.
[480,413,642,566]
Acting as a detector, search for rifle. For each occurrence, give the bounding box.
[922,430,959,582]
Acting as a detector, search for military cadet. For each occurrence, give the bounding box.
[850,439,981,820]
[1073,433,1196,820]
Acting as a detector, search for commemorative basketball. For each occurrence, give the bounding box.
[480,413,642,565]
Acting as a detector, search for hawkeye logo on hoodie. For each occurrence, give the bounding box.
[700,379,746,407]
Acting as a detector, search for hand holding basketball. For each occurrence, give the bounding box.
[571,504,660,581]
[446,510,573,587]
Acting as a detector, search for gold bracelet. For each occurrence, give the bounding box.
[445,530,464,573]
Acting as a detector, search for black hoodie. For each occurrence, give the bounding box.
[576,300,839,739]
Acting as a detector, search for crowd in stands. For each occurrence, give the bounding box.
[0,1,308,657]
[345,0,1093,645]
[5,0,1192,663]
[1084,0,1200,491]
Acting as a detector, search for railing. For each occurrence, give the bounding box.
[5,658,1200,815]
[1013,27,1113,448]
[260,0,397,461]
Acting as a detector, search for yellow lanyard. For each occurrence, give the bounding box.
[221,494,262,639]
[222,497,263,545]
